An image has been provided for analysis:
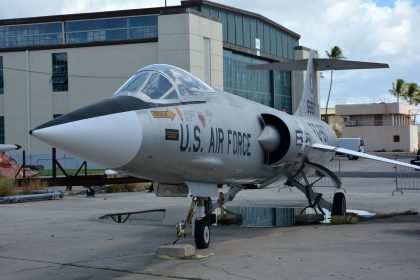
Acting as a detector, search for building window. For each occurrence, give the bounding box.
[223,49,292,113]
[227,13,235,44]
[65,15,157,44]
[263,23,270,53]
[0,22,62,48]
[219,11,228,42]
[0,116,4,144]
[393,135,400,143]
[242,16,251,48]
[250,18,257,49]
[235,15,243,47]
[51,52,68,92]
[0,56,3,95]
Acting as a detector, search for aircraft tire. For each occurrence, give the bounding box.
[194,218,210,249]
[332,192,346,216]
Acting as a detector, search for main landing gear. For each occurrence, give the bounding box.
[174,185,241,249]
[286,161,346,216]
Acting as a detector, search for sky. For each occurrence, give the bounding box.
[0,0,419,107]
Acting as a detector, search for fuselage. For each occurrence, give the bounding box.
[31,64,336,186]
[115,90,336,184]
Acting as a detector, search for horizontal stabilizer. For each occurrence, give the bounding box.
[248,59,308,71]
[314,59,389,71]
[312,143,420,170]
[248,59,389,71]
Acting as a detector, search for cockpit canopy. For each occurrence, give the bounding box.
[114,64,215,103]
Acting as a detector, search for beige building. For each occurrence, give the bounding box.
[0,1,301,166]
[321,107,344,137]
[336,102,419,152]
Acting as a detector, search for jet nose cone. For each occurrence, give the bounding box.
[258,124,280,152]
[31,97,145,168]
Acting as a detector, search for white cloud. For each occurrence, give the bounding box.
[218,0,420,106]
[59,0,180,14]
[1,0,418,107]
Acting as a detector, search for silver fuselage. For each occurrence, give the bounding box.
[116,90,336,184]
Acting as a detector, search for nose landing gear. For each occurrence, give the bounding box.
[173,185,242,249]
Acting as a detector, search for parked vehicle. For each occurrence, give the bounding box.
[337,138,365,160]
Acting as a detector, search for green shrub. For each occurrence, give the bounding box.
[0,176,16,196]
[20,179,49,195]
[106,182,151,193]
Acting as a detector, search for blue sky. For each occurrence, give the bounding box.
[374,0,420,7]
[0,0,419,107]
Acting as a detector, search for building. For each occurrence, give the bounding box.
[336,101,419,152]
[0,0,303,165]
[321,107,344,137]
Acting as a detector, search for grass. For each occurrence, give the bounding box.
[0,176,16,196]
[20,179,50,195]
[106,182,151,193]
[1,176,51,196]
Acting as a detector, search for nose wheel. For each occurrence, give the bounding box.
[173,197,213,249]
[194,218,210,249]
[173,185,242,249]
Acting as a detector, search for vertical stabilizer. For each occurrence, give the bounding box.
[293,49,319,117]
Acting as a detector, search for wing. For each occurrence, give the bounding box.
[312,143,420,170]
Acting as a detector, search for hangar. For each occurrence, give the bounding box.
[0,0,307,165]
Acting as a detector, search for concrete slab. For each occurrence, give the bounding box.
[1,159,420,279]
[156,244,196,259]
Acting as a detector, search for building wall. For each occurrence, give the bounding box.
[336,102,417,115]
[2,43,159,162]
[158,13,223,89]
[343,125,418,152]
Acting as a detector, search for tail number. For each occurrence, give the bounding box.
[307,100,315,115]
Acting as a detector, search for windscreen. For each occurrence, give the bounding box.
[114,71,178,101]
[114,64,215,102]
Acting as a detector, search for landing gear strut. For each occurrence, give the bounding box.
[173,185,242,249]
[287,161,346,215]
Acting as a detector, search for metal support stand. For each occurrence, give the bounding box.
[287,161,343,213]
[14,150,26,179]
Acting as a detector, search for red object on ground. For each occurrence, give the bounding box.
[0,153,38,178]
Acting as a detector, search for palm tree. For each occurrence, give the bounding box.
[324,46,345,123]
[404,82,419,105]
[389,79,405,103]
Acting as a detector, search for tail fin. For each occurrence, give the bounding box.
[294,50,319,117]
[247,49,389,118]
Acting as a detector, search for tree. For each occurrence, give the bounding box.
[324,46,345,123]
[389,79,406,103]
[404,82,419,105]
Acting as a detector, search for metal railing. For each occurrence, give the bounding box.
[306,158,342,188]
[343,120,415,127]
[392,156,420,195]
[336,97,403,105]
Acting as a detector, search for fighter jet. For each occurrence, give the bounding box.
[30,50,418,249]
